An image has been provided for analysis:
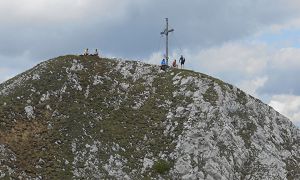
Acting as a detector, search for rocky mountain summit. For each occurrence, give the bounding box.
[0,55,299,179]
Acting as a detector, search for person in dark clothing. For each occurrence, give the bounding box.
[179,55,186,69]
[94,49,99,56]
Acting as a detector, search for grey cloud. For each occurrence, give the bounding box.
[96,0,299,57]
[1,0,299,61]
[258,69,300,95]
[0,0,299,87]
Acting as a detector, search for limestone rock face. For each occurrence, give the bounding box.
[0,55,299,179]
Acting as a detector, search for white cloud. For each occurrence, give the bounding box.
[238,76,268,97]
[269,94,300,126]
[183,39,300,81]
[188,42,270,76]
[267,18,300,34]
[272,47,300,69]
[146,51,163,65]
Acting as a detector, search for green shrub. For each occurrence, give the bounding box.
[153,159,171,174]
[203,86,218,105]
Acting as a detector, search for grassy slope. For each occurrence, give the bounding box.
[1,55,191,178]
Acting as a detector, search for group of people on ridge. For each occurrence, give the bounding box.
[161,55,186,70]
[82,48,99,56]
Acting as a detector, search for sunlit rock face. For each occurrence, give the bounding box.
[0,55,299,179]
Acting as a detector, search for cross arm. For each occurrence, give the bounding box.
[160,29,174,35]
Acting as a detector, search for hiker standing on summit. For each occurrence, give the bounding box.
[179,55,185,69]
[94,49,99,56]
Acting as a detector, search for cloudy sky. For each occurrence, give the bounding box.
[0,0,299,127]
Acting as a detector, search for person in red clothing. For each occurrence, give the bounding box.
[172,59,178,68]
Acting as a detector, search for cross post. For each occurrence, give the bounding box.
[160,18,174,65]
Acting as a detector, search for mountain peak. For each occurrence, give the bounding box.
[0,55,299,179]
